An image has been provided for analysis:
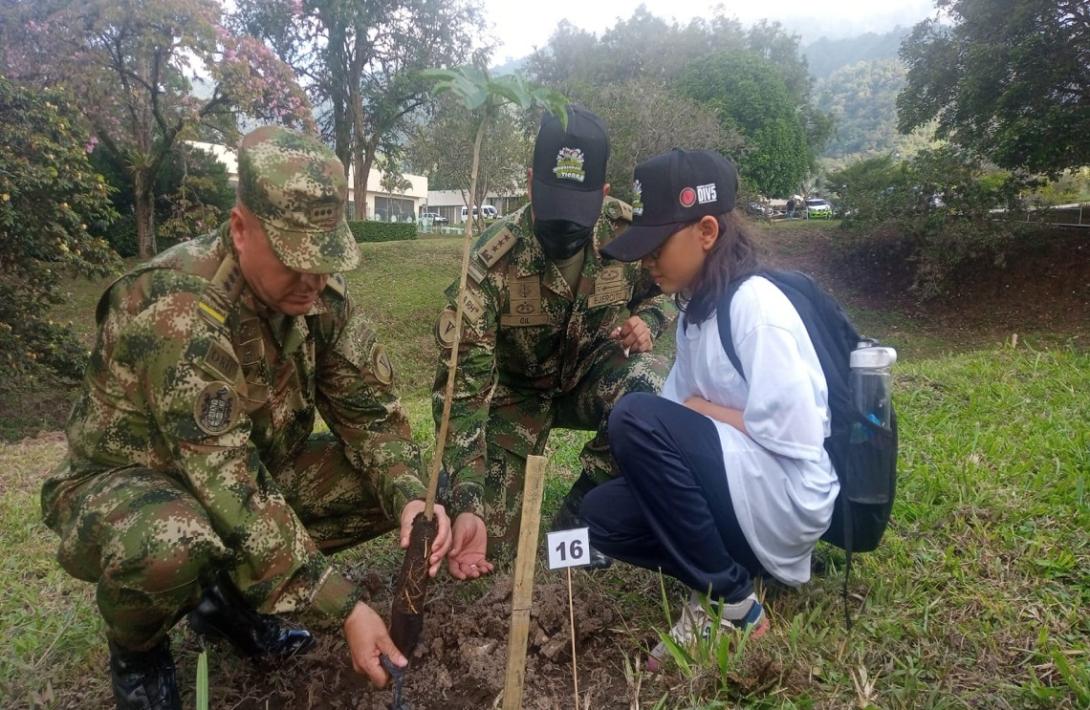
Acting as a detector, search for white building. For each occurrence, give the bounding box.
[424,189,527,224]
[188,141,428,222]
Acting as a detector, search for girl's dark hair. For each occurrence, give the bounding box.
[678,209,759,328]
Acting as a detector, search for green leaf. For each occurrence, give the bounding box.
[417,68,459,83]
[532,88,571,130]
[196,648,209,710]
[489,74,532,109]
[1051,648,1090,705]
[658,631,693,675]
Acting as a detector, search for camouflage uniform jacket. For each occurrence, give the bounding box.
[43,225,425,620]
[435,197,675,517]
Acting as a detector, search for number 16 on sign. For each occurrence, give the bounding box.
[547,527,591,570]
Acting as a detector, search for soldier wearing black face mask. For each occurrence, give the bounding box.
[430,106,677,573]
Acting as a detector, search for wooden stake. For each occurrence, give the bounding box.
[502,455,547,710]
[567,566,579,710]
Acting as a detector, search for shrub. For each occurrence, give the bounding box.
[0,77,119,385]
[348,221,418,243]
[828,148,1030,299]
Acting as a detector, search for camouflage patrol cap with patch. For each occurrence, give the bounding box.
[238,126,359,274]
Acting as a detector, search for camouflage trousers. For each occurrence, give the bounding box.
[484,344,668,559]
[48,434,395,651]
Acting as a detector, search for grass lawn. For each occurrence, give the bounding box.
[1,231,1088,707]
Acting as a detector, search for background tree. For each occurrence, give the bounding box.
[234,0,482,219]
[0,77,118,383]
[898,0,1090,173]
[421,67,568,240]
[407,97,531,229]
[1,0,312,257]
[155,145,237,248]
[91,143,235,256]
[376,154,413,198]
[681,52,813,196]
[803,27,912,80]
[815,58,936,162]
[575,82,735,203]
[528,9,827,197]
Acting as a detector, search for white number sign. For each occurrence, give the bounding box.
[546,527,591,570]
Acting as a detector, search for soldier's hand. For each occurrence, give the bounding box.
[344,602,405,687]
[399,500,451,577]
[447,513,494,580]
[610,315,653,355]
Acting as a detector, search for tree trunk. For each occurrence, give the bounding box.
[354,142,377,222]
[466,116,487,243]
[347,20,367,219]
[320,5,351,176]
[134,169,157,258]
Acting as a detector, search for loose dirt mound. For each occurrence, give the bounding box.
[205,573,638,709]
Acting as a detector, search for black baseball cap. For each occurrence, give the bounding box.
[531,106,609,228]
[601,149,738,262]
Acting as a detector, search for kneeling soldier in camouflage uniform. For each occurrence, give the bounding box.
[433,107,675,572]
[41,127,451,709]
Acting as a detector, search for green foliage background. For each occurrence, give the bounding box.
[0,77,119,385]
[91,143,235,257]
[681,52,813,197]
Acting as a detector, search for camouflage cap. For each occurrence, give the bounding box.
[237,126,359,274]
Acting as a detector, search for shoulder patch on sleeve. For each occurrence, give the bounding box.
[460,287,486,331]
[467,258,487,284]
[193,382,241,436]
[436,308,458,348]
[197,300,228,328]
[370,343,393,385]
[196,342,240,382]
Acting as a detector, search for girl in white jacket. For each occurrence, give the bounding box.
[584,149,838,670]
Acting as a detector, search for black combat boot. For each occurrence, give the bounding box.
[187,574,315,659]
[550,475,612,570]
[109,638,181,710]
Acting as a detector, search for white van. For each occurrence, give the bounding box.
[460,205,498,222]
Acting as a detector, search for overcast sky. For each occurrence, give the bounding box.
[483,0,937,64]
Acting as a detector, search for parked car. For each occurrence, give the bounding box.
[421,211,448,224]
[805,198,833,219]
[460,205,498,222]
[745,201,773,218]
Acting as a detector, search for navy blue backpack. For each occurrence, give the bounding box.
[716,269,898,626]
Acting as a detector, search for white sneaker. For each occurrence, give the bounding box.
[646,591,769,671]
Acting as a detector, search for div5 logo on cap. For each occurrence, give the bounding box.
[553,147,586,183]
[697,183,718,204]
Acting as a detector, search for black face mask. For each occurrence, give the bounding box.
[533,219,593,261]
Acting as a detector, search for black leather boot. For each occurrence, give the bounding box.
[109,638,181,710]
[187,575,315,659]
[550,476,612,570]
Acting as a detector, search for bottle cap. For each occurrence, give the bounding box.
[850,346,897,369]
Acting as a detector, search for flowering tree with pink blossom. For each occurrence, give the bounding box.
[1,0,314,257]
[234,0,481,219]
